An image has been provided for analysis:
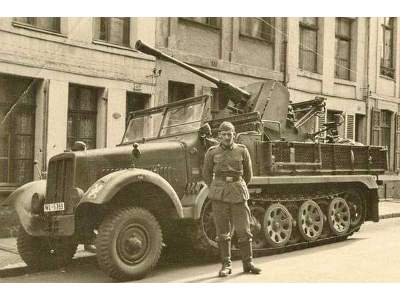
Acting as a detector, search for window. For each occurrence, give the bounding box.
[0,75,36,186]
[240,17,274,43]
[184,17,221,28]
[168,81,195,103]
[94,17,130,47]
[14,17,60,33]
[381,17,395,78]
[381,110,392,154]
[335,18,353,80]
[126,92,149,127]
[67,85,98,150]
[299,18,319,73]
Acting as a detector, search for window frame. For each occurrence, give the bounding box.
[299,17,319,73]
[93,17,131,47]
[380,17,395,79]
[179,17,222,30]
[13,17,62,35]
[335,17,353,80]
[168,80,195,103]
[0,81,36,186]
[67,85,98,150]
[239,17,275,44]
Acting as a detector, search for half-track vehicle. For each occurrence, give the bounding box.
[8,41,388,281]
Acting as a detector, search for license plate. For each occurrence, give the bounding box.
[44,202,65,212]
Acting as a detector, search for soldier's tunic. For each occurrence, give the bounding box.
[203,142,253,243]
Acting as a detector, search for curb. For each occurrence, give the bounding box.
[379,213,400,220]
[0,252,96,278]
[0,263,28,278]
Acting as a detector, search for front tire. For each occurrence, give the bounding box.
[17,226,77,270]
[96,207,163,281]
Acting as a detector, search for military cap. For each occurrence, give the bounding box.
[218,121,235,132]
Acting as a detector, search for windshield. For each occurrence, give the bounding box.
[122,99,205,143]
[160,101,205,136]
[122,110,163,143]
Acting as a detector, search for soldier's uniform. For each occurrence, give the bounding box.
[203,123,261,276]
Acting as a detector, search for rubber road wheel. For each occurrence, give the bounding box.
[96,207,163,281]
[17,226,77,270]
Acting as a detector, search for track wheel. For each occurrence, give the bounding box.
[96,207,163,281]
[249,205,267,249]
[298,200,324,242]
[263,203,293,248]
[17,226,77,270]
[328,197,351,235]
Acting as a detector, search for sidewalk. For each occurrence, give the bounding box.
[1,200,400,274]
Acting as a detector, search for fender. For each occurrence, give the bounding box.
[249,175,379,190]
[77,168,184,218]
[8,180,49,236]
[193,185,210,220]
[192,174,378,220]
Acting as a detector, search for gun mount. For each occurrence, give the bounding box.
[135,40,328,142]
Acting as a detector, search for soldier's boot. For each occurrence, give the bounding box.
[218,239,232,277]
[219,258,232,277]
[239,241,261,274]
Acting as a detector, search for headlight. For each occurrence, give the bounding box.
[71,187,84,204]
[31,193,45,214]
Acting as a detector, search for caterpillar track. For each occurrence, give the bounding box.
[191,185,365,257]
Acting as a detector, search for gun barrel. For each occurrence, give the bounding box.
[135,40,251,102]
[136,40,220,85]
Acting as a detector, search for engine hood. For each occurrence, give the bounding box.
[69,139,191,197]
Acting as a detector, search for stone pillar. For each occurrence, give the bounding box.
[106,88,126,147]
[46,79,69,162]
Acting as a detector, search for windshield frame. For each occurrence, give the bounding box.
[119,95,209,145]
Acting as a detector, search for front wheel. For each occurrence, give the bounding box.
[17,226,77,270]
[96,207,163,281]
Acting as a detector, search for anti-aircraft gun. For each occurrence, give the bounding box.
[136,40,325,142]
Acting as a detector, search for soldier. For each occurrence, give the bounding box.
[203,121,261,277]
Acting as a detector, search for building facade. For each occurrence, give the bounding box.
[1,17,400,199]
[0,17,158,197]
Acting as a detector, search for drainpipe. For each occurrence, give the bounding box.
[42,80,49,174]
[283,18,289,86]
[365,18,370,146]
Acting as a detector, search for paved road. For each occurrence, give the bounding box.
[1,217,399,283]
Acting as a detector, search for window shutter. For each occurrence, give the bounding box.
[394,113,400,170]
[346,114,355,139]
[371,108,381,146]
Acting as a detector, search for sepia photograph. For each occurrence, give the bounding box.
[0,1,399,296]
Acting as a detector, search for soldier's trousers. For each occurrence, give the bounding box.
[211,200,253,244]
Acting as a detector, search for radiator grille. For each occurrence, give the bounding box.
[45,157,74,213]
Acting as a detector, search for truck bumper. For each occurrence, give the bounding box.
[46,214,75,236]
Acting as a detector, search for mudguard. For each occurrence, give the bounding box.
[192,185,210,220]
[77,168,184,218]
[8,180,49,236]
[249,175,379,189]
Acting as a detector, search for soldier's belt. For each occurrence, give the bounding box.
[215,176,242,183]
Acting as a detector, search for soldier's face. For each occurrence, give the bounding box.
[219,130,235,146]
